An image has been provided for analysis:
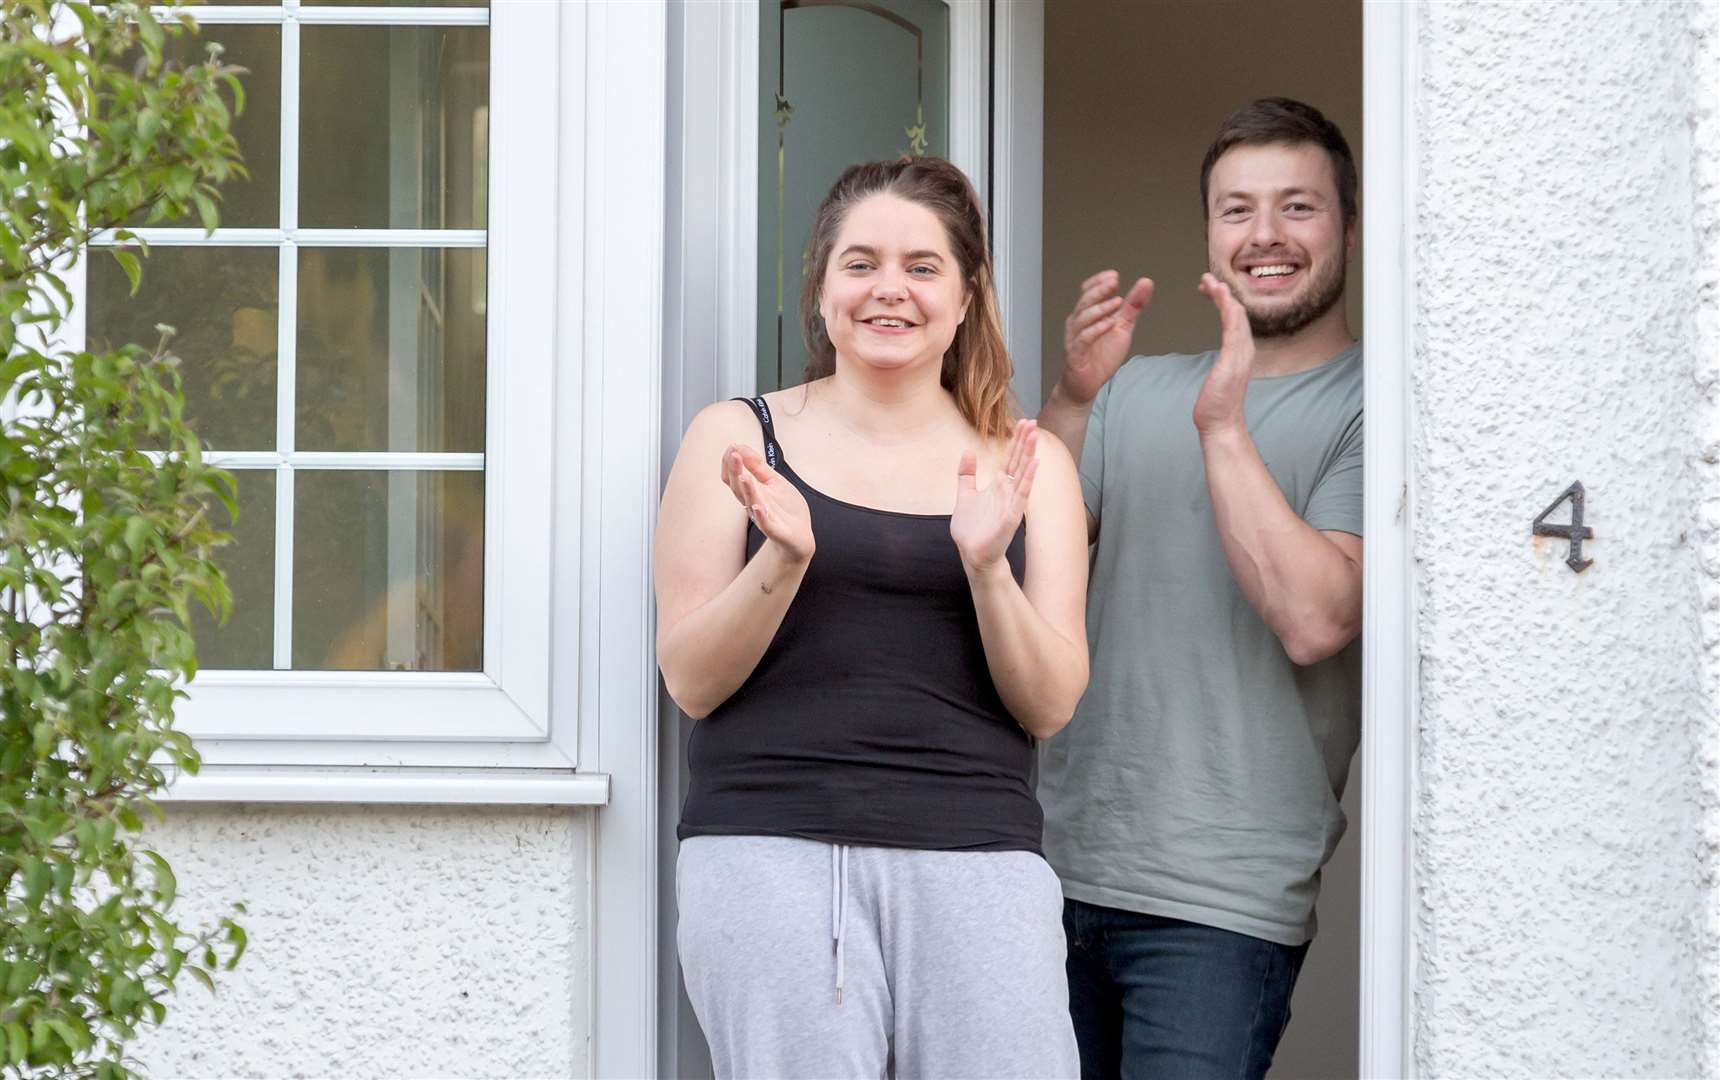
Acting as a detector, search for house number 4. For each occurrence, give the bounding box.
[1532,481,1593,573]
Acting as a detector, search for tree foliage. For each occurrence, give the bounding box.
[0,3,247,1075]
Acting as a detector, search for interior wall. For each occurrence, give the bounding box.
[1043,4,1362,1078]
[1041,0,1362,396]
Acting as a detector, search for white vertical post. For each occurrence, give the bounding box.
[274,11,301,670]
[1360,1,1418,1077]
[579,2,665,1076]
[946,0,988,203]
[991,0,1043,409]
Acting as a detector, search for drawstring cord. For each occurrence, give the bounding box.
[831,844,849,1004]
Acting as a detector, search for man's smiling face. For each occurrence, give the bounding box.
[1205,141,1354,339]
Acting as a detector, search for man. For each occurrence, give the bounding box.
[1036,97,1364,1079]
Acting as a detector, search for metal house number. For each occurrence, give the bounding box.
[1532,481,1593,573]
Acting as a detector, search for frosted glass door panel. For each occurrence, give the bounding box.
[759,0,949,391]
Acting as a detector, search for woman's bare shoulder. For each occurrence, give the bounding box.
[683,397,764,450]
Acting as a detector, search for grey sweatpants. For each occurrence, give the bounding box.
[677,835,1079,1079]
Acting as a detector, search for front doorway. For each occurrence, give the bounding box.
[660,2,1404,1075]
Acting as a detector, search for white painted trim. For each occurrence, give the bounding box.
[717,0,760,402]
[189,737,580,769]
[274,19,299,670]
[179,681,546,739]
[91,228,488,247]
[158,768,609,805]
[293,7,489,27]
[151,6,492,27]
[198,451,486,470]
[947,0,988,202]
[481,0,559,730]
[570,3,665,1076]
[991,0,1042,409]
[193,669,500,689]
[1360,1,1419,1077]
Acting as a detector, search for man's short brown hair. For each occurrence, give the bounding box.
[1199,97,1357,228]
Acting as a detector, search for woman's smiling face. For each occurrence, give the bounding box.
[818,192,971,374]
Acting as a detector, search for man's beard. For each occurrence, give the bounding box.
[1222,257,1346,339]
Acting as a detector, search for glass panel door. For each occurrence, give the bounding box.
[758,0,950,392]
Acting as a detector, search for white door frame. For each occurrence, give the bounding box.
[1357,2,1419,1076]
[661,1,1419,1075]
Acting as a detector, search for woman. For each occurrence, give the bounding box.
[656,157,1088,1077]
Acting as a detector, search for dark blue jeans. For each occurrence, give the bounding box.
[1062,897,1309,1080]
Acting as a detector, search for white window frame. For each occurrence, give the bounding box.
[57,0,653,786]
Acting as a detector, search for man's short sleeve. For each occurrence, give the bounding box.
[1078,379,1111,525]
[1304,410,1363,537]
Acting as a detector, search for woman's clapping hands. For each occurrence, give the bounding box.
[722,443,815,564]
[950,419,1038,575]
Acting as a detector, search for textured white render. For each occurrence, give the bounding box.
[1413,1,1718,1075]
[128,805,590,1079]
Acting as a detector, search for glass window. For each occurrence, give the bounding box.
[86,7,490,674]
[87,246,279,451]
[299,26,488,230]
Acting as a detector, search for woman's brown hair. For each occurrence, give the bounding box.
[798,156,1016,442]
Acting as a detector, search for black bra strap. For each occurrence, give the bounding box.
[732,396,782,470]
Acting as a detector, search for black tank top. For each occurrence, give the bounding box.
[677,397,1041,853]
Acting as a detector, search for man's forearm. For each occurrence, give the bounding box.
[1036,382,1093,469]
[1200,425,1361,665]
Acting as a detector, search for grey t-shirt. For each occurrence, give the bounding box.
[1039,342,1363,946]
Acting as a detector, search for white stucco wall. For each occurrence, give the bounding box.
[1413,1,1718,1075]
[129,805,590,1079]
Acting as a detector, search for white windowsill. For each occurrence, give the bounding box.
[158,768,611,806]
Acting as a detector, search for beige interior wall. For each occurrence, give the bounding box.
[1043,4,1362,1078]
[1041,0,1363,395]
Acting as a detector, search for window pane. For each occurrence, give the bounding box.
[299,26,488,229]
[86,246,279,452]
[293,471,483,672]
[191,470,276,670]
[758,0,949,390]
[124,24,281,228]
[296,247,486,452]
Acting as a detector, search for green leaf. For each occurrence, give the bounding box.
[144,849,177,907]
[5,1022,25,1065]
[123,514,151,555]
[185,966,215,994]
[23,858,50,908]
[193,189,219,234]
[45,1018,88,1053]
[5,958,39,997]
[225,919,249,967]
[110,246,143,295]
